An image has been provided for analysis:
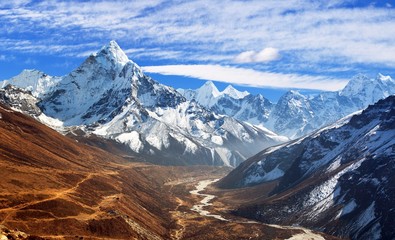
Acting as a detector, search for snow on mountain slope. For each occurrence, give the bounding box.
[220,95,395,240]
[1,69,61,98]
[180,83,273,125]
[181,73,395,139]
[40,41,139,125]
[178,81,249,108]
[222,85,249,99]
[340,73,395,108]
[0,85,64,130]
[1,41,285,167]
[269,73,395,138]
[265,90,314,139]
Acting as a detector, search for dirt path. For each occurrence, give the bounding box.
[0,171,111,225]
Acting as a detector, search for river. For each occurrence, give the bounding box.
[189,179,326,240]
[189,179,228,221]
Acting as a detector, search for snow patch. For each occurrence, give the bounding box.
[304,158,366,217]
[244,164,284,185]
[211,135,223,145]
[116,131,143,153]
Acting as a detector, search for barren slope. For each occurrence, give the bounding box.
[0,104,175,239]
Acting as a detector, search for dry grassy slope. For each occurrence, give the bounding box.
[0,104,175,239]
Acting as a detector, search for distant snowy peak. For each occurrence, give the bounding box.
[340,73,395,100]
[377,73,393,81]
[340,74,371,97]
[179,81,252,108]
[191,81,221,107]
[1,69,61,98]
[223,85,250,99]
[195,81,250,100]
[199,81,221,97]
[278,90,306,104]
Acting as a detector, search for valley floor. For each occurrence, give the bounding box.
[164,166,342,240]
[0,162,344,240]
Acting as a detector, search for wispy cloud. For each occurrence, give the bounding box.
[0,0,31,8]
[142,64,348,91]
[1,1,394,66]
[1,0,394,87]
[0,38,100,56]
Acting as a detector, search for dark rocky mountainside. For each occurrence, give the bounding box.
[219,95,395,240]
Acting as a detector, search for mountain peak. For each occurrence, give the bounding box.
[377,73,393,82]
[1,69,60,97]
[223,85,249,99]
[198,81,220,97]
[340,74,375,97]
[282,90,304,99]
[94,40,130,69]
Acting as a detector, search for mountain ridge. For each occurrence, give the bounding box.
[218,95,395,240]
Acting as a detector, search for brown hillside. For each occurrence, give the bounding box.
[0,104,174,239]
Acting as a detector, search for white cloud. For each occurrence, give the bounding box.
[142,64,348,91]
[235,48,280,63]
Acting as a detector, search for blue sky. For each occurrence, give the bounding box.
[0,0,394,101]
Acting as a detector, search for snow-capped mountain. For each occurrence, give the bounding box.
[1,69,61,98]
[223,85,250,99]
[178,81,249,108]
[269,73,395,138]
[219,95,395,239]
[182,73,395,139]
[0,41,286,167]
[179,82,273,125]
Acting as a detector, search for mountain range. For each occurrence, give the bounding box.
[0,41,285,167]
[1,41,395,168]
[180,73,395,139]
